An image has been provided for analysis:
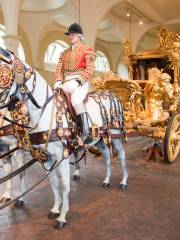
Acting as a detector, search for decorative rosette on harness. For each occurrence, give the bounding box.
[0,64,13,89]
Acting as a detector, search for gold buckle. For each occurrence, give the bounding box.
[92,124,99,138]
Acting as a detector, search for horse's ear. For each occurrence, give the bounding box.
[13,57,25,85]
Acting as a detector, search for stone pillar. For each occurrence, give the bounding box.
[78,0,122,48]
[1,0,23,54]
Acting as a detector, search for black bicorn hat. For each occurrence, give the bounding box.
[65,23,83,35]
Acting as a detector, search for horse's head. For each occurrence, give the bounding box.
[0,46,25,110]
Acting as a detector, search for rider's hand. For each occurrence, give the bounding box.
[54,80,62,90]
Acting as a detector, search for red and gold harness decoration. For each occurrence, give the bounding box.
[11,101,30,147]
[13,57,25,74]
[11,101,48,163]
[0,64,13,88]
[89,90,123,129]
[55,90,75,139]
[88,91,125,144]
[55,42,95,83]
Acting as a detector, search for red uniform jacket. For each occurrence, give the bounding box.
[55,42,95,83]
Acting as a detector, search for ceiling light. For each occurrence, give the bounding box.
[126,8,130,17]
[139,17,143,25]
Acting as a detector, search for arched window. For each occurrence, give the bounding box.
[44,40,69,71]
[95,51,110,72]
[0,24,25,62]
[117,63,129,79]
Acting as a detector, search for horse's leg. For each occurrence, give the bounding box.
[96,139,111,188]
[1,157,13,203]
[72,152,80,181]
[112,138,128,189]
[54,158,70,229]
[44,159,62,219]
[14,150,26,207]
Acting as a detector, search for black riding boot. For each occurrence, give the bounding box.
[77,112,92,144]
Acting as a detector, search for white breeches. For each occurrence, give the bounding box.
[62,75,89,115]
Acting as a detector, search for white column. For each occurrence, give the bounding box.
[1,0,23,55]
[78,0,122,48]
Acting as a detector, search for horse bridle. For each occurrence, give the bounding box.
[0,52,41,109]
[0,81,18,110]
[0,89,11,106]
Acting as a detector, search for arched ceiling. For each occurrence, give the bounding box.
[110,1,151,23]
[141,0,180,22]
[136,23,180,51]
[95,0,180,44]
[97,20,124,43]
[21,0,67,12]
[95,1,152,44]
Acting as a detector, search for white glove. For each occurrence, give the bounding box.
[54,80,62,90]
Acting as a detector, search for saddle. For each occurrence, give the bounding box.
[60,90,88,121]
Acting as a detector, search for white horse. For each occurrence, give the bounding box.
[0,51,128,229]
[0,61,71,228]
[73,136,128,188]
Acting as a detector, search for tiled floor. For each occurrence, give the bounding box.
[0,137,180,240]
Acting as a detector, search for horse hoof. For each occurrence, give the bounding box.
[0,197,11,203]
[73,175,80,181]
[119,184,128,190]
[48,212,60,219]
[15,200,24,208]
[54,221,67,229]
[102,183,110,188]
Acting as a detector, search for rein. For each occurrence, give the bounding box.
[0,84,18,110]
[1,115,31,129]
[23,84,41,109]
[19,80,55,131]
[69,150,86,165]
[0,158,36,184]
[0,146,19,160]
[0,89,9,102]
[31,89,55,130]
